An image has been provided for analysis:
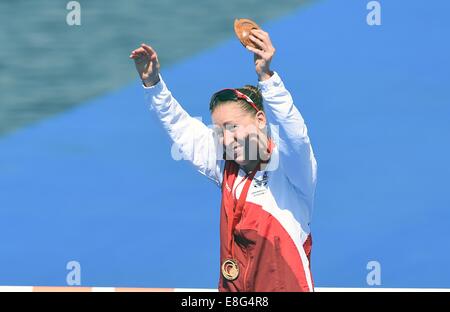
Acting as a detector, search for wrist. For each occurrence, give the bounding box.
[142,75,160,87]
[257,70,274,82]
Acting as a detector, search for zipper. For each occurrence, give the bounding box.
[273,236,285,290]
[243,248,253,292]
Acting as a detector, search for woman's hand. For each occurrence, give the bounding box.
[129,43,161,87]
[246,29,275,81]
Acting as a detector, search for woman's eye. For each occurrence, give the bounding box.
[221,124,239,134]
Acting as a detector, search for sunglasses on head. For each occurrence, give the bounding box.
[211,88,260,112]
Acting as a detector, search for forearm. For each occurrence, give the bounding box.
[143,75,206,156]
[258,71,306,138]
[259,72,317,196]
[142,75,160,87]
[257,69,274,82]
[143,75,222,184]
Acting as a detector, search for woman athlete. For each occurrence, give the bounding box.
[130,28,317,292]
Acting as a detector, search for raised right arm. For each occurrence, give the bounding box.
[143,75,223,186]
[130,43,223,186]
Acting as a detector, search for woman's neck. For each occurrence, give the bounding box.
[240,135,272,174]
[241,160,260,174]
[241,158,270,174]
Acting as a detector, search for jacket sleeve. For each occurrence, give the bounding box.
[258,72,318,198]
[143,75,223,187]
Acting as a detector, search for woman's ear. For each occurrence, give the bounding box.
[255,111,267,129]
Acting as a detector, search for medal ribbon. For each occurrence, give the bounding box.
[225,164,260,260]
[223,138,274,265]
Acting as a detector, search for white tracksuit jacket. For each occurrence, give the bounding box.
[143,71,317,291]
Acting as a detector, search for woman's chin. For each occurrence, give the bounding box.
[224,150,249,165]
[234,155,249,166]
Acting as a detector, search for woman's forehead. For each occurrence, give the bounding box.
[212,101,249,121]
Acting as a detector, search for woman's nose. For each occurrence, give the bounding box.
[223,129,235,147]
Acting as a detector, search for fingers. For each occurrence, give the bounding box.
[141,44,157,57]
[129,47,146,59]
[251,29,274,51]
[129,43,157,60]
[246,45,265,58]
[249,34,266,51]
[251,29,269,42]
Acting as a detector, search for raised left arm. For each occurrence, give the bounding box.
[258,72,318,198]
[247,29,317,198]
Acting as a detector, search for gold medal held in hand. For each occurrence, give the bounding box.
[233,18,261,49]
[221,259,240,281]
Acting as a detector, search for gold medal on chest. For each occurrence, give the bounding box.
[221,259,240,281]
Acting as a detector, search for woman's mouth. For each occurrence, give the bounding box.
[234,146,244,159]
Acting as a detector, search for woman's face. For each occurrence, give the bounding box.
[211,101,267,166]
